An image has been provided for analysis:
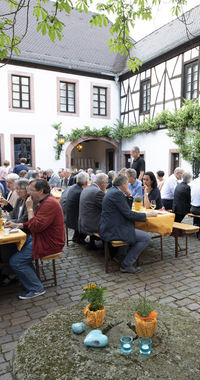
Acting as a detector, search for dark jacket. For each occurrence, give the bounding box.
[99,186,146,245]
[66,184,83,230]
[8,196,37,224]
[172,182,191,215]
[78,183,105,235]
[64,175,74,187]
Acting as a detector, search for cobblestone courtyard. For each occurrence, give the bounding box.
[1,217,200,379]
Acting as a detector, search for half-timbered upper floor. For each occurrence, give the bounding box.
[120,5,200,126]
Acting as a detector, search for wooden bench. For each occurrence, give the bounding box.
[93,233,129,273]
[173,222,199,257]
[35,252,61,286]
[94,233,163,272]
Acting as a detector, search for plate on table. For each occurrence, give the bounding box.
[9,228,20,233]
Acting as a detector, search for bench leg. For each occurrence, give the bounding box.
[35,259,41,281]
[186,234,188,256]
[160,235,163,260]
[52,259,57,286]
[174,229,179,258]
[104,242,109,273]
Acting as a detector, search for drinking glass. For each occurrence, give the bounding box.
[150,200,156,210]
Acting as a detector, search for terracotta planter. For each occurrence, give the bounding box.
[0,220,2,229]
[134,201,143,211]
[84,304,106,328]
[135,311,157,338]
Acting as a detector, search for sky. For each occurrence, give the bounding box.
[90,0,200,42]
[133,0,200,41]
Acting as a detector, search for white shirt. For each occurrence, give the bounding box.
[161,174,177,200]
[190,177,200,207]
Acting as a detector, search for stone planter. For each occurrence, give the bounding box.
[135,311,157,338]
[84,304,106,328]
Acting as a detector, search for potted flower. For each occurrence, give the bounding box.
[133,195,143,211]
[129,284,157,338]
[81,284,107,328]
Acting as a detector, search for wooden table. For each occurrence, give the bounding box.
[135,209,175,237]
[0,229,27,251]
[51,190,62,203]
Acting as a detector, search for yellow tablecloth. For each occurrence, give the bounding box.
[0,230,27,250]
[51,191,62,203]
[134,211,175,237]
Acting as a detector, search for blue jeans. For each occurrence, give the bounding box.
[9,235,44,293]
[122,229,151,267]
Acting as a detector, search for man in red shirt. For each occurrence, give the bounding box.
[6,179,65,300]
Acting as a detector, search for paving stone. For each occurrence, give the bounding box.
[0,322,11,329]
[0,336,12,345]
[1,341,18,353]
[176,298,194,307]
[187,303,200,311]
[22,319,40,329]
[0,355,5,364]
[4,351,13,362]
[11,315,30,326]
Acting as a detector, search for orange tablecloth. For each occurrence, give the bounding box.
[134,211,175,237]
[0,230,27,250]
[51,191,62,203]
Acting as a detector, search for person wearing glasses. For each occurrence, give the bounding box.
[161,167,185,210]
[0,179,36,286]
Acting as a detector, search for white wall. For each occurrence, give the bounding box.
[0,64,120,171]
[122,129,192,177]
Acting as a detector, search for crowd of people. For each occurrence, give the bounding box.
[0,148,199,298]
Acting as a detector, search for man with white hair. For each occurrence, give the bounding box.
[161,167,185,210]
[66,171,89,244]
[64,168,74,187]
[88,168,95,183]
[125,168,143,198]
[47,168,60,188]
[79,173,108,250]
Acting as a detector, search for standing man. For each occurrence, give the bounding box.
[125,168,143,198]
[88,168,95,183]
[5,179,65,300]
[131,146,145,181]
[161,167,185,210]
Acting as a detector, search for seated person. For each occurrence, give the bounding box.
[106,170,115,190]
[78,173,108,250]
[4,179,65,299]
[172,172,192,223]
[0,178,34,286]
[156,170,165,191]
[161,167,184,210]
[125,168,143,198]
[66,171,89,243]
[0,173,19,211]
[143,171,162,210]
[99,173,157,274]
[190,176,200,230]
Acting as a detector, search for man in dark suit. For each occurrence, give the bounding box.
[66,171,89,244]
[64,169,74,187]
[78,173,108,250]
[172,171,192,223]
[99,173,157,274]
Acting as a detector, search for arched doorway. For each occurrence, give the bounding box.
[65,135,119,172]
